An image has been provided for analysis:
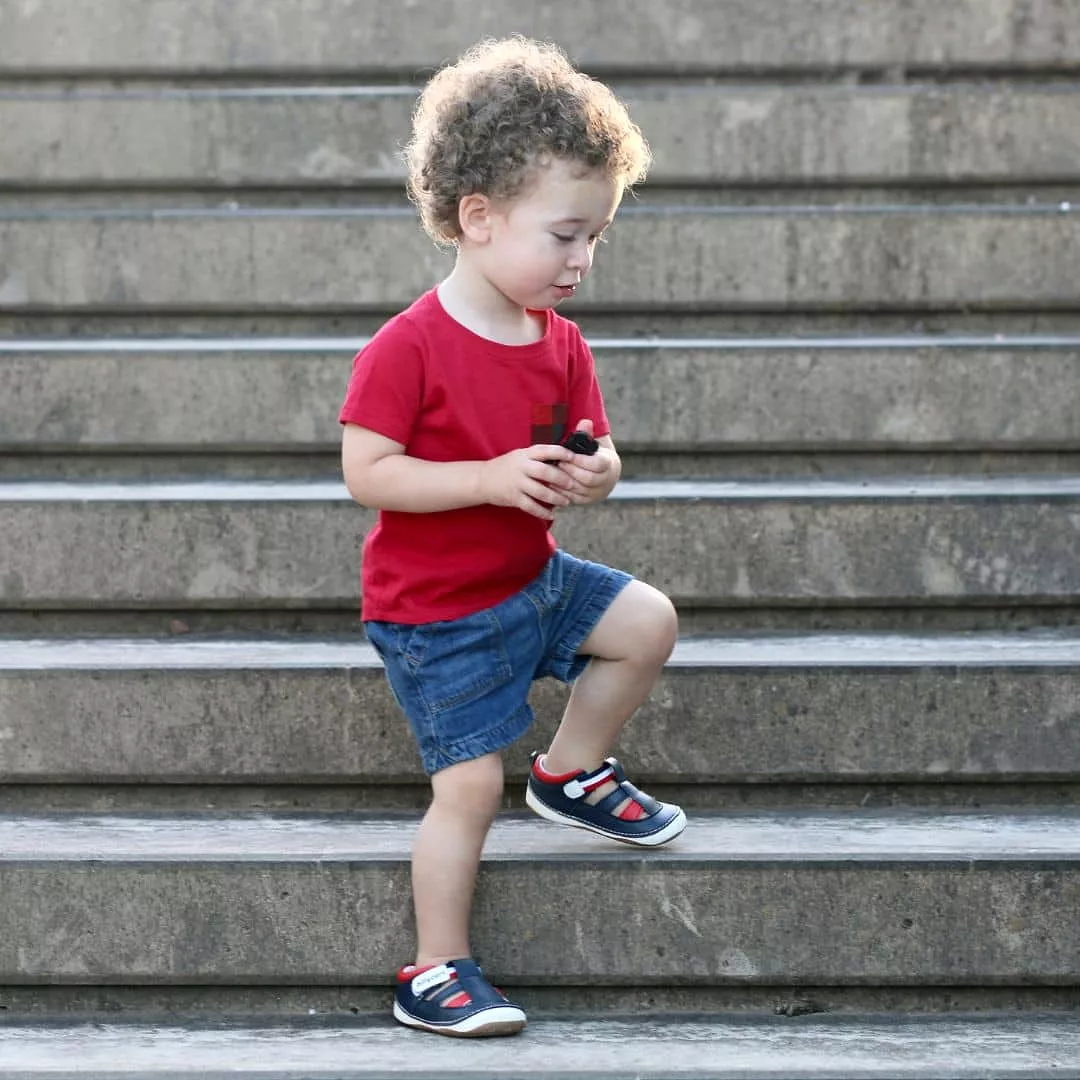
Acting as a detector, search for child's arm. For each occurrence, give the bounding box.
[342,423,580,521]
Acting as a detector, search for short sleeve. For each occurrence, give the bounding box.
[567,326,611,439]
[338,314,424,446]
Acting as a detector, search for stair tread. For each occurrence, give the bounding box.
[2,810,1079,863]
[1,1016,1078,1077]
[7,82,1080,101]
[4,334,1080,351]
[2,476,1079,502]
[4,203,1080,220]
[3,631,1079,671]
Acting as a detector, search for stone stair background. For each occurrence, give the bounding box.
[1,0,1079,1074]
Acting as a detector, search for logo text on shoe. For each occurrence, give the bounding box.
[411,964,454,996]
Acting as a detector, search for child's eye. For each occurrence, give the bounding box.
[552,230,608,244]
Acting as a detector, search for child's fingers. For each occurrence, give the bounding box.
[519,488,567,519]
[526,457,574,489]
[569,454,607,473]
[525,477,569,508]
[528,444,573,464]
[558,458,608,485]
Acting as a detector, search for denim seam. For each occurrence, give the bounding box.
[405,611,513,717]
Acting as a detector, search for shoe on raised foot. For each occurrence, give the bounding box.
[526,753,687,847]
[393,958,526,1037]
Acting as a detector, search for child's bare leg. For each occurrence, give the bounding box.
[543,580,677,777]
[411,752,504,966]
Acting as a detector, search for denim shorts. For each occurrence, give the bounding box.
[365,549,632,775]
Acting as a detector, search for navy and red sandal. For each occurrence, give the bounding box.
[393,958,526,1037]
[526,753,687,847]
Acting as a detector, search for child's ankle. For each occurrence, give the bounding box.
[535,752,602,779]
[410,954,467,970]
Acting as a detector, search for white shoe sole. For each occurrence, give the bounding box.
[526,787,687,847]
[393,1001,526,1038]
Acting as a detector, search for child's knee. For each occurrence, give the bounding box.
[627,583,678,666]
[431,752,504,820]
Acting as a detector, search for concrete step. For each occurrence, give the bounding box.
[3,336,1080,455]
[1,477,1078,611]
[0,810,1078,985]
[2,1016,1080,1078]
[2,0,1077,76]
[2,205,1080,313]
[6,84,1080,187]
[2,633,1078,786]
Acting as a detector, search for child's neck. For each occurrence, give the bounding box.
[437,264,544,346]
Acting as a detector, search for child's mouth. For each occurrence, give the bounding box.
[554,284,577,298]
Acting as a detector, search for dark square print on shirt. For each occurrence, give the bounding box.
[531,402,569,445]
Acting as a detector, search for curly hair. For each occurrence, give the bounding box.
[404,37,651,244]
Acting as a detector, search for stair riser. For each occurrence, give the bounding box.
[0,861,1075,984]
[5,88,1080,186]
[2,495,1078,608]
[2,0,1077,74]
[4,982,1080,1018]
[3,212,1080,311]
[4,347,1079,452]
[2,665,1078,784]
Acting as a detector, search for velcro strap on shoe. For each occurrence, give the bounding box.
[563,765,615,800]
[411,963,455,996]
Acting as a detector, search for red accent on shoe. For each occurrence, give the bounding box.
[532,756,582,784]
[443,989,472,1008]
[618,800,647,821]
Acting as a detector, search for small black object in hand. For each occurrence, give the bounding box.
[561,430,599,455]
[547,430,599,464]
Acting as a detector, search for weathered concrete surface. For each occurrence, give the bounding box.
[2,208,1080,312]
[3,340,1079,452]
[1,479,1078,609]
[3,982,1079,1018]
[1,635,1078,784]
[12,809,1078,859]
[6,86,1080,186]
[2,0,1078,74]
[4,1017,1080,1078]
[0,812,1078,983]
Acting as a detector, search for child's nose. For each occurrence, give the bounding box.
[567,242,593,272]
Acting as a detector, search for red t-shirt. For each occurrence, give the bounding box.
[339,288,610,624]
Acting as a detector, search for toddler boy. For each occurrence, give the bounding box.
[340,36,685,1037]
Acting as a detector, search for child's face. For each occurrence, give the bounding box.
[480,158,622,310]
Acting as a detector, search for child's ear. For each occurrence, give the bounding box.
[458,193,493,243]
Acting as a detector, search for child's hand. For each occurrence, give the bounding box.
[480,445,575,520]
[557,419,618,505]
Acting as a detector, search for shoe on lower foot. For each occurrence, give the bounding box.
[526,753,687,847]
[393,958,526,1037]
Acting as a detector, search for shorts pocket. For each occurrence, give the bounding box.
[407,609,513,715]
